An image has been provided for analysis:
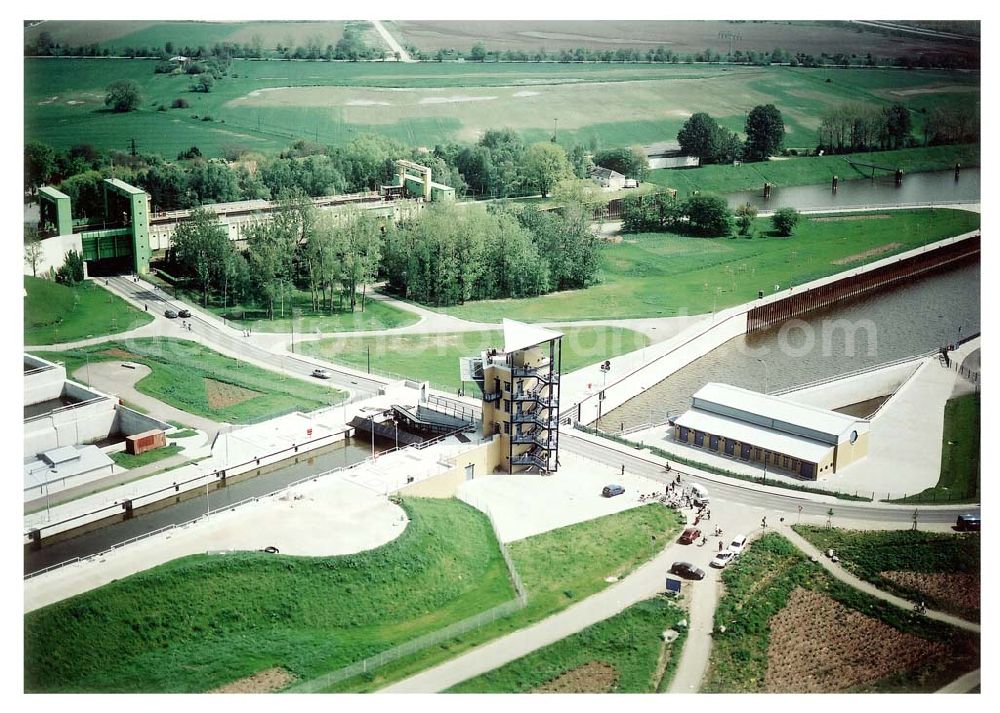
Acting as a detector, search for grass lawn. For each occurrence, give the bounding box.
[298,326,651,390]
[108,444,182,469]
[448,596,687,693]
[792,526,980,622]
[149,272,419,333]
[24,498,515,693]
[647,144,981,195]
[24,276,153,346]
[435,208,980,323]
[25,58,978,157]
[322,504,684,692]
[31,338,345,424]
[892,393,980,504]
[704,533,979,693]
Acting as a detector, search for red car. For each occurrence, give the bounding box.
[679,527,701,545]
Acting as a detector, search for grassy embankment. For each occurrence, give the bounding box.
[792,526,980,622]
[25,58,978,156]
[24,276,153,345]
[299,326,651,391]
[705,533,979,693]
[25,500,681,693]
[322,504,684,692]
[32,337,345,424]
[892,393,980,504]
[147,271,419,333]
[448,596,687,693]
[436,208,980,323]
[108,444,182,469]
[646,143,980,195]
[24,498,514,693]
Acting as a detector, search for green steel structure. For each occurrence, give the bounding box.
[36,178,151,275]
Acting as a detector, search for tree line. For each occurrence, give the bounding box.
[622,192,801,239]
[167,185,602,315]
[25,22,384,62]
[25,127,651,221]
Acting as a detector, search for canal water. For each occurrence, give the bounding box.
[24,437,383,575]
[597,256,980,431]
[726,167,979,212]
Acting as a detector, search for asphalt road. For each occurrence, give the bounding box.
[560,431,979,525]
[104,276,388,395]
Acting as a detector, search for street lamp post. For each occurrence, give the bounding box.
[756,358,769,394]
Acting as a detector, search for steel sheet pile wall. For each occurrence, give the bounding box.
[746,235,981,333]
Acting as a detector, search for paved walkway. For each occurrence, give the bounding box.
[71,363,223,438]
[936,669,980,693]
[369,19,415,62]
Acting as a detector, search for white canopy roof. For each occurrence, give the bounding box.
[674,409,832,464]
[502,319,562,353]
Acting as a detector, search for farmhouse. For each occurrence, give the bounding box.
[673,382,869,479]
[590,166,628,191]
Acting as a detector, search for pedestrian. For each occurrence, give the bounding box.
[144,304,147,312]
[621,464,625,476]
[707,509,711,520]
[718,540,724,551]
[761,516,767,529]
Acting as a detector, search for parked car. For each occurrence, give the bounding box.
[679,527,701,545]
[728,534,748,555]
[164,309,178,319]
[178,309,191,318]
[956,514,981,531]
[710,550,736,568]
[670,561,705,580]
[311,368,332,379]
[602,484,625,498]
[261,546,280,554]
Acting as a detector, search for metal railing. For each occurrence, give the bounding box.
[287,495,527,693]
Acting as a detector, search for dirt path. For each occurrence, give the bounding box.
[72,362,223,438]
[370,20,415,62]
[780,524,980,633]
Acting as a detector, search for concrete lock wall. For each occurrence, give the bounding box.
[24,399,117,456]
[114,405,171,436]
[24,364,67,406]
[781,360,921,412]
[399,437,503,498]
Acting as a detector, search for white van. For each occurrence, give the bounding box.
[690,483,709,505]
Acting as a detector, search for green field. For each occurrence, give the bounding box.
[647,144,981,195]
[323,504,684,691]
[298,326,651,390]
[25,58,979,157]
[792,527,980,622]
[705,533,979,693]
[32,338,345,424]
[434,208,980,323]
[24,276,154,345]
[448,596,687,693]
[892,394,980,504]
[24,498,514,693]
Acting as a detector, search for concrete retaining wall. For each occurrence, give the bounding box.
[782,360,922,412]
[24,398,117,456]
[24,363,66,406]
[399,437,503,499]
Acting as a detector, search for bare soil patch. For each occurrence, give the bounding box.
[533,661,618,693]
[765,587,948,693]
[880,571,980,613]
[99,348,138,360]
[832,241,902,265]
[204,378,261,409]
[210,666,296,693]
